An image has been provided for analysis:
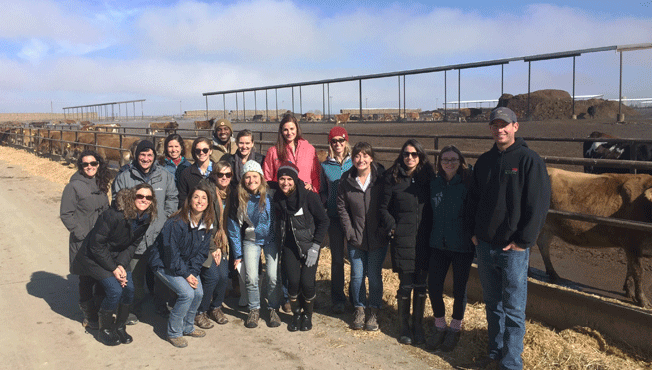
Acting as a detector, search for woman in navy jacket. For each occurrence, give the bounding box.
[149,184,214,348]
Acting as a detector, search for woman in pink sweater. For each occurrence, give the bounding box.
[263,114,320,193]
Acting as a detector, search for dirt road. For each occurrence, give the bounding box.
[0,160,433,370]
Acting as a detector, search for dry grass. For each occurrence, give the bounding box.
[315,245,652,369]
[1,144,651,369]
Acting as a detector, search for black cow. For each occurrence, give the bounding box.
[583,131,652,174]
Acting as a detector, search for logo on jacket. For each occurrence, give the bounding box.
[505,168,518,175]
[432,191,443,208]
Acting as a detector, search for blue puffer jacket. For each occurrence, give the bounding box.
[148,215,212,279]
[227,192,275,260]
[320,156,352,218]
[160,156,191,187]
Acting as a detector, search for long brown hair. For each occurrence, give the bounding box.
[76,150,111,193]
[172,184,215,229]
[275,114,303,162]
[388,139,432,184]
[436,145,472,184]
[119,183,158,221]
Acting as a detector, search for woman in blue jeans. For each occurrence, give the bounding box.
[148,185,214,348]
[336,142,388,331]
[427,145,475,352]
[227,160,279,329]
[194,161,233,329]
[71,184,155,346]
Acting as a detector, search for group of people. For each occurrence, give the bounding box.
[60,107,550,370]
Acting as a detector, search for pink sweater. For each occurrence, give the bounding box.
[263,138,320,193]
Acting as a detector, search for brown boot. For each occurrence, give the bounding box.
[208,307,228,324]
[194,312,214,329]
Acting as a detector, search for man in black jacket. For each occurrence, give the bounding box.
[470,107,550,370]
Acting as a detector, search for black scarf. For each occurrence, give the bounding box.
[274,180,307,220]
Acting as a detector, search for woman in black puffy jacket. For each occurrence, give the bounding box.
[379,139,433,345]
[274,161,329,332]
[72,184,156,346]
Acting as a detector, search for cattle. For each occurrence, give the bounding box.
[301,113,322,122]
[73,133,140,165]
[431,111,443,121]
[583,131,652,174]
[91,123,121,133]
[588,106,597,119]
[407,112,420,121]
[335,113,350,125]
[194,118,214,131]
[35,130,77,158]
[149,121,178,135]
[537,168,652,308]
[29,121,49,128]
[252,114,264,122]
[382,113,394,121]
[59,119,77,125]
[316,149,328,164]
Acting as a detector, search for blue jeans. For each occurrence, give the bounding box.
[242,240,280,310]
[99,272,134,311]
[198,258,229,313]
[155,269,204,339]
[475,239,529,370]
[349,244,388,309]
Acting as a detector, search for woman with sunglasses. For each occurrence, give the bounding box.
[72,184,156,346]
[193,161,234,329]
[426,145,475,352]
[60,150,111,330]
[177,137,214,208]
[159,133,191,187]
[319,126,352,314]
[148,184,214,348]
[379,139,434,345]
[263,114,320,193]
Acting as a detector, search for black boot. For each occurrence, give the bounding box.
[287,296,301,332]
[79,299,99,330]
[97,309,120,346]
[397,294,412,345]
[115,304,133,344]
[412,292,426,345]
[300,296,315,332]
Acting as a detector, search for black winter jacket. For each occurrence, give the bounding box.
[177,163,211,208]
[336,163,388,252]
[469,137,551,248]
[274,183,329,258]
[71,191,150,280]
[379,165,433,273]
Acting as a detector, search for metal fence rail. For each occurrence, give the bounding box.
[2,124,652,234]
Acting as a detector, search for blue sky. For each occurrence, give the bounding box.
[1,0,651,115]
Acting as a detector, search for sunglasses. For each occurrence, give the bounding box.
[135,194,154,201]
[216,172,233,179]
[195,148,210,155]
[81,161,99,167]
[331,138,346,145]
[402,151,419,159]
[441,158,460,164]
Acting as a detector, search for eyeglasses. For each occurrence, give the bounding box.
[135,194,154,201]
[81,161,99,167]
[194,148,210,154]
[331,138,346,145]
[216,172,233,179]
[402,151,419,159]
[440,158,460,164]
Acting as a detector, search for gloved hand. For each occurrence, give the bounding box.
[305,243,320,267]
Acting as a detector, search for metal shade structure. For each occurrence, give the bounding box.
[63,99,146,121]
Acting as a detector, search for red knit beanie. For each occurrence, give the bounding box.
[328,126,349,142]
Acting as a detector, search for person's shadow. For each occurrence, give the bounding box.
[26,271,81,324]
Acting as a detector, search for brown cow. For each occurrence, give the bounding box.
[91,123,121,133]
[149,121,178,135]
[335,113,350,125]
[537,168,652,308]
[407,112,420,121]
[194,118,215,130]
[74,133,140,165]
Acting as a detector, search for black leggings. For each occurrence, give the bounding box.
[428,248,475,320]
[282,245,318,299]
[397,270,428,297]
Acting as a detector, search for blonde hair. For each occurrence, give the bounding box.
[237,171,268,217]
[328,140,351,164]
